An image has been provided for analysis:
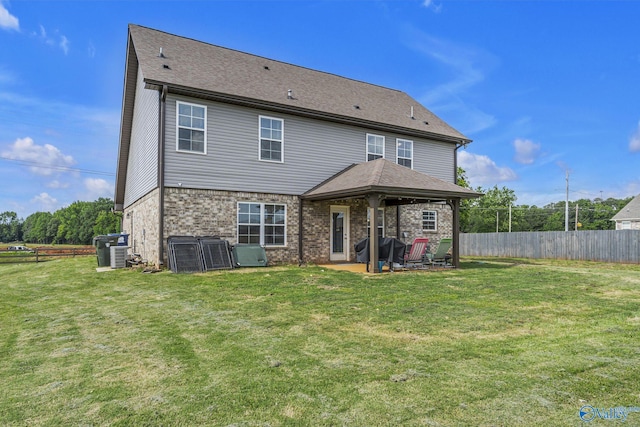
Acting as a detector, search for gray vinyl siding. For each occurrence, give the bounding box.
[164,95,456,194]
[124,69,159,207]
[412,138,454,182]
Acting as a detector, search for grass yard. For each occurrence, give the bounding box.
[1,257,639,426]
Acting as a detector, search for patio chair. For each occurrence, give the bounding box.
[427,238,452,267]
[403,237,430,268]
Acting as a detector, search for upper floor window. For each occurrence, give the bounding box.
[367,134,384,161]
[259,116,284,162]
[237,202,286,246]
[397,138,413,169]
[177,101,206,154]
[422,210,437,231]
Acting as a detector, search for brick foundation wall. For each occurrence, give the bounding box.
[122,189,161,266]
[124,188,456,267]
[399,203,453,251]
[163,188,300,265]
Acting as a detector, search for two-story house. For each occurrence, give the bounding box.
[114,24,480,270]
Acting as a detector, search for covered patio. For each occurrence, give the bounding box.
[301,158,481,272]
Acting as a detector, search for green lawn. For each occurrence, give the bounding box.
[1,257,639,426]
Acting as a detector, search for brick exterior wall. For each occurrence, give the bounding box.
[398,203,454,252]
[125,188,455,267]
[163,188,300,265]
[122,188,160,266]
[302,200,453,264]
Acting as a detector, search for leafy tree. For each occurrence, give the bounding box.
[0,211,21,242]
[27,198,119,245]
[22,212,54,244]
[94,210,121,236]
[461,185,520,233]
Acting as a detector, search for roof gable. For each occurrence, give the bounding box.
[303,158,481,201]
[128,24,469,143]
[612,194,640,221]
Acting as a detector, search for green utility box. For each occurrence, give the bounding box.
[232,244,268,267]
[93,235,120,267]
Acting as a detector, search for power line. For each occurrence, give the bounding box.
[0,156,115,177]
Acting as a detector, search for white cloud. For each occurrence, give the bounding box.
[60,35,69,55]
[2,137,75,176]
[0,1,19,31]
[47,180,69,189]
[34,24,69,54]
[84,178,113,200]
[30,192,59,213]
[513,138,541,164]
[88,41,96,58]
[458,150,518,187]
[421,0,442,13]
[630,121,640,152]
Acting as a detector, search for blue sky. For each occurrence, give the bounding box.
[1,0,640,219]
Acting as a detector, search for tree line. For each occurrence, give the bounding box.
[0,198,121,245]
[457,168,633,233]
[0,178,633,244]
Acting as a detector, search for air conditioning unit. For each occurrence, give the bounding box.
[110,246,128,269]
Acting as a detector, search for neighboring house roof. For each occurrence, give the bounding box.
[127,24,470,142]
[303,158,481,201]
[611,194,640,221]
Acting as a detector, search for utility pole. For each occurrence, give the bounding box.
[565,170,569,232]
[509,204,512,232]
[575,204,579,231]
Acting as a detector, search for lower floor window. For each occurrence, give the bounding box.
[422,210,437,231]
[237,202,286,246]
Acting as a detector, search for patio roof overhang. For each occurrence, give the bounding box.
[301,158,481,203]
[300,159,482,272]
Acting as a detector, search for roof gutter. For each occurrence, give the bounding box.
[454,140,471,185]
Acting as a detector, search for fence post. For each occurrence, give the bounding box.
[35,248,39,263]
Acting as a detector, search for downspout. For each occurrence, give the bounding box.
[158,85,168,267]
[298,196,304,266]
[396,205,401,240]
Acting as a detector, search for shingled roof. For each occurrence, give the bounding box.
[611,194,640,221]
[303,158,481,201]
[128,24,470,143]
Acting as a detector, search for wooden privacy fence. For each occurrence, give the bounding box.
[0,247,95,264]
[460,230,640,263]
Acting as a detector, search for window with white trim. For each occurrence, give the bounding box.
[259,116,284,162]
[237,202,286,246]
[396,138,413,169]
[177,101,206,154]
[367,134,384,161]
[422,210,437,231]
